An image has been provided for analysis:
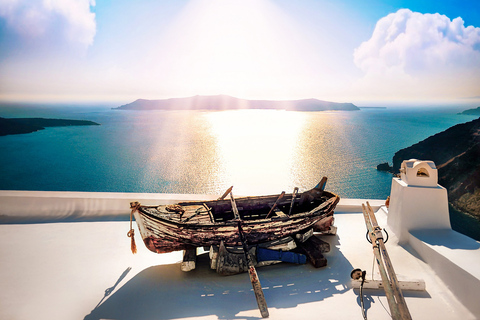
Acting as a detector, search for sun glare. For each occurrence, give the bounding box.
[158,0,316,99]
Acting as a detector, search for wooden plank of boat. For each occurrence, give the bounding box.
[295,228,314,243]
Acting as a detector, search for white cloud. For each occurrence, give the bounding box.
[353,9,480,100]
[0,0,96,47]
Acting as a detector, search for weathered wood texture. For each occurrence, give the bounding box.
[181,247,197,272]
[131,180,339,255]
[295,235,330,268]
[135,191,339,253]
[216,241,256,276]
[351,279,426,291]
[295,228,313,243]
[313,216,334,232]
[362,202,412,320]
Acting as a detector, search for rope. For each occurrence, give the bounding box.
[128,202,140,254]
[360,270,368,320]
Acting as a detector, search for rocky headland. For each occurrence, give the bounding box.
[0,117,100,136]
[458,106,480,115]
[114,95,360,112]
[379,117,480,221]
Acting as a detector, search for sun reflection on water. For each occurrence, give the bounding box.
[290,112,354,193]
[128,111,224,194]
[126,109,373,198]
[205,109,307,195]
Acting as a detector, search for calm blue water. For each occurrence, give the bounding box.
[0,104,477,200]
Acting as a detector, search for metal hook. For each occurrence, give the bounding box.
[366,228,389,244]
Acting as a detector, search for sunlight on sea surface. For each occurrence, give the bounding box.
[205,110,307,195]
[0,106,477,200]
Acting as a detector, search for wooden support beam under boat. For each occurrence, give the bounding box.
[181,247,197,272]
[295,235,329,268]
[209,245,219,270]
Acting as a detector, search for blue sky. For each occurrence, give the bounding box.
[0,0,479,104]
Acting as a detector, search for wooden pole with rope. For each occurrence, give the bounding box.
[128,202,140,254]
[365,202,412,320]
[361,203,399,319]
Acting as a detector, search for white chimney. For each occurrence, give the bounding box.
[387,159,451,243]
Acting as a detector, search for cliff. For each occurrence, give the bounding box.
[390,117,480,219]
[0,117,100,136]
[113,95,360,112]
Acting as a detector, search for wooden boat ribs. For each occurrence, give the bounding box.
[131,185,340,254]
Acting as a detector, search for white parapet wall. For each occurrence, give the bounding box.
[386,159,480,316]
[0,190,367,223]
[0,190,219,223]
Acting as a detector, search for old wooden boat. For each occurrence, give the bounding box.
[129,178,340,254]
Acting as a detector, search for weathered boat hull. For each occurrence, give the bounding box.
[132,188,340,254]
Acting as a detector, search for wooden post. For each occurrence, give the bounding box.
[181,247,197,272]
[209,245,219,270]
[230,192,269,318]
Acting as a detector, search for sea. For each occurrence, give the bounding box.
[0,103,479,238]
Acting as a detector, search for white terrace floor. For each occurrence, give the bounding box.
[0,196,478,320]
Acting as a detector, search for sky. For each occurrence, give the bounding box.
[0,0,479,105]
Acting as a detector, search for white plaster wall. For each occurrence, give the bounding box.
[0,191,218,223]
[387,178,451,243]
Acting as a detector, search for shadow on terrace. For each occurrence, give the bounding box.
[84,236,353,320]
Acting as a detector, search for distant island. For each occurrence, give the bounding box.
[113,95,360,112]
[378,117,480,221]
[0,117,100,136]
[458,106,480,115]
